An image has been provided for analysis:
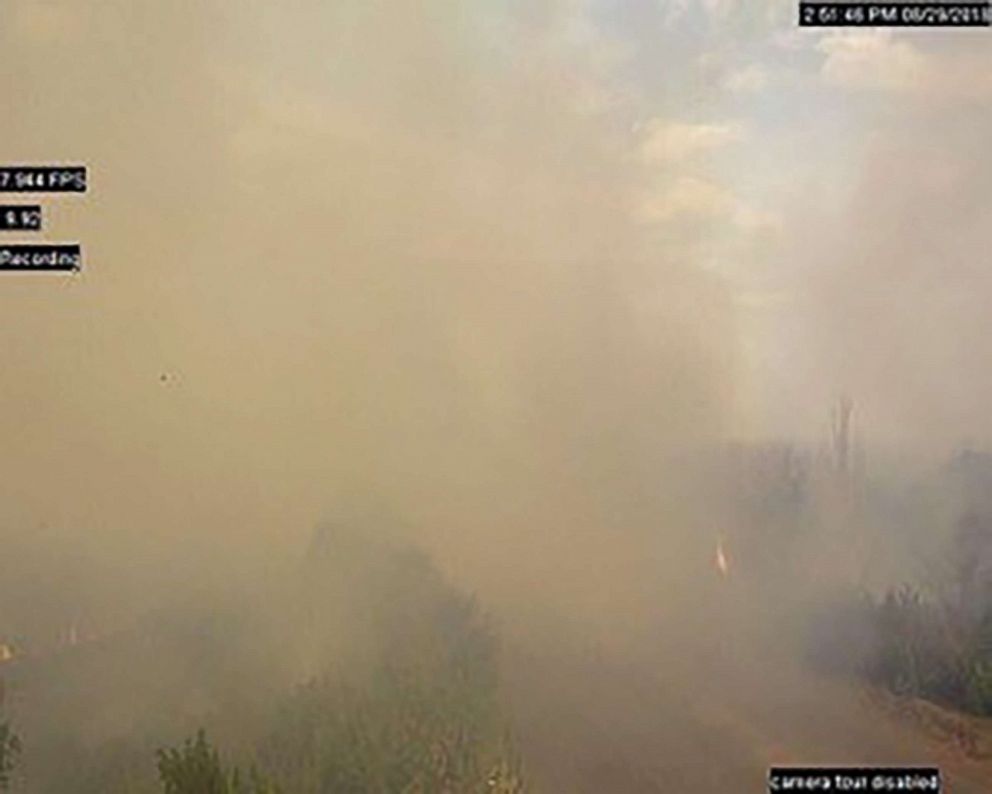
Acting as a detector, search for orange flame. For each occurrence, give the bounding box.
[715,537,729,577]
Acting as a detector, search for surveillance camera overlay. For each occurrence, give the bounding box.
[0,2,990,792]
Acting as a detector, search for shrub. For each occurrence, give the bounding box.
[157,730,279,794]
[0,721,19,791]
[0,682,20,791]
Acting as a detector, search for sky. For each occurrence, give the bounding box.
[566,0,992,447]
[244,0,992,447]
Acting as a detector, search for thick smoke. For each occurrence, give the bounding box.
[775,34,992,458]
[5,5,992,793]
[0,0,734,638]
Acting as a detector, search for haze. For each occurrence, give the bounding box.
[1,2,990,792]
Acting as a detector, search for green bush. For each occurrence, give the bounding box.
[822,586,992,717]
[0,682,20,791]
[255,527,527,792]
[157,730,279,794]
[0,720,19,791]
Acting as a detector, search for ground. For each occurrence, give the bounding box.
[505,605,992,793]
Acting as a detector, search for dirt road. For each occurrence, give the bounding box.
[505,624,991,793]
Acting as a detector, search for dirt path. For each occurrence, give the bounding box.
[505,631,992,793]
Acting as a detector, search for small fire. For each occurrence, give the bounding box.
[715,536,730,577]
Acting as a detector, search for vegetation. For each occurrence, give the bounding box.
[862,586,992,716]
[0,685,19,791]
[807,506,992,717]
[247,525,527,792]
[2,524,528,792]
[157,730,279,794]
[253,626,525,792]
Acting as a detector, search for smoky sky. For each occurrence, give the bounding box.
[0,1,739,630]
